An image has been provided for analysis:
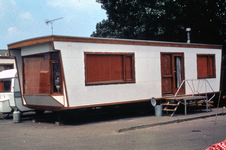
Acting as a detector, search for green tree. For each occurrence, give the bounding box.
[91,19,123,38]
[92,0,225,45]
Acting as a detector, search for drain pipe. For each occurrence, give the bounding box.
[186,28,191,43]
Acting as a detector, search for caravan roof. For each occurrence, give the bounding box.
[7,35,222,50]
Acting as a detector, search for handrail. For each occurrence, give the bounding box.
[174,79,215,102]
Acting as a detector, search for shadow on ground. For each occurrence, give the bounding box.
[0,104,213,126]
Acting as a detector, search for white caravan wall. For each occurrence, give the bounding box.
[21,42,54,56]
[54,41,221,108]
[55,42,161,107]
[9,50,25,104]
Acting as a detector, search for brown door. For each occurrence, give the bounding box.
[161,53,185,96]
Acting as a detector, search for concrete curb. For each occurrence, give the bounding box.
[117,112,226,133]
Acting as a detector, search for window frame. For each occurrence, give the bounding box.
[22,52,63,95]
[84,52,135,86]
[0,64,14,72]
[197,54,216,79]
[50,52,62,94]
[0,79,12,92]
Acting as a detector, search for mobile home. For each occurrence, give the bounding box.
[0,69,33,114]
[0,57,32,114]
[0,56,15,71]
[7,36,222,114]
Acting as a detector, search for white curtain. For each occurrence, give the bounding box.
[176,57,182,88]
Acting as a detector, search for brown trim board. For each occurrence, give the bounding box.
[8,35,222,50]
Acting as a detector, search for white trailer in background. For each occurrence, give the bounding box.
[7,35,222,115]
[0,69,33,115]
[0,56,15,71]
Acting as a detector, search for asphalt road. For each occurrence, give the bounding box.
[0,112,225,150]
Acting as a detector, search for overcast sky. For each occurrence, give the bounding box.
[0,0,107,49]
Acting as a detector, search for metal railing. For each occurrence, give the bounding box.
[174,79,215,111]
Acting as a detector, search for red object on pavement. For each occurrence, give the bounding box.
[206,140,226,150]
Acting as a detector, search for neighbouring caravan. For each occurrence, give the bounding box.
[0,56,15,71]
[0,69,33,114]
[0,56,29,114]
[7,36,222,114]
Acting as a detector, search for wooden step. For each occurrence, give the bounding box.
[163,108,175,112]
[162,101,181,116]
[189,100,214,107]
[162,103,179,106]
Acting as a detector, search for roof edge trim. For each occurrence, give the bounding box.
[8,36,53,50]
[8,35,222,50]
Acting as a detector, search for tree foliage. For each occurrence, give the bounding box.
[91,0,226,45]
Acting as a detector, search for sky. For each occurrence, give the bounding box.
[0,0,107,49]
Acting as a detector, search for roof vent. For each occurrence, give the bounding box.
[186,28,191,43]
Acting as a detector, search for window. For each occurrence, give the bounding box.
[51,52,61,93]
[197,54,215,79]
[85,52,135,85]
[0,64,13,72]
[23,53,50,94]
[23,52,62,95]
[0,79,11,92]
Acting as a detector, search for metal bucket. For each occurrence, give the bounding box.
[155,104,162,117]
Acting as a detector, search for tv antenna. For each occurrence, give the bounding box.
[45,17,63,36]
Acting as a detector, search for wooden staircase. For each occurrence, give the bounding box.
[162,101,181,117]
